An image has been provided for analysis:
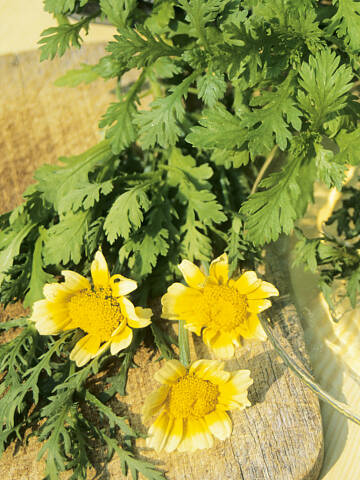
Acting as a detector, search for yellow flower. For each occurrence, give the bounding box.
[142,359,253,453]
[30,250,152,367]
[161,253,278,359]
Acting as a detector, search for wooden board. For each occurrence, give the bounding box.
[0,45,323,480]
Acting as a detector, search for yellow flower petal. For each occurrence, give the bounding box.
[146,411,183,453]
[31,300,72,334]
[247,281,279,299]
[253,322,267,341]
[236,314,260,339]
[247,298,272,313]
[110,274,137,297]
[190,359,230,384]
[146,410,171,452]
[70,334,101,367]
[218,371,253,409]
[203,328,235,359]
[161,283,202,321]
[90,250,110,288]
[43,283,72,303]
[234,271,262,294]
[61,270,91,292]
[164,417,184,453]
[142,384,170,421]
[205,409,232,441]
[134,306,153,326]
[209,253,229,285]
[178,259,206,288]
[154,359,186,384]
[178,417,213,452]
[120,297,152,328]
[110,326,133,354]
[184,322,203,336]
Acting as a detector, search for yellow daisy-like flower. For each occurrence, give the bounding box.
[30,250,152,367]
[161,253,279,359]
[142,359,253,453]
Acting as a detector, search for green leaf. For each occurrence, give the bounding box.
[0,214,34,286]
[211,149,250,169]
[179,0,223,46]
[149,56,182,80]
[99,101,137,154]
[197,71,227,107]
[243,74,302,156]
[241,153,303,245]
[292,230,320,273]
[54,64,100,87]
[145,0,175,34]
[335,129,360,165]
[327,0,360,52]
[137,72,198,148]
[39,18,92,61]
[187,104,246,150]
[168,148,226,260]
[181,217,213,261]
[226,214,245,274]
[314,143,346,190]
[107,24,180,70]
[104,185,151,243]
[58,180,114,213]
[347,267,360,308]
[44,0,89,14]
[102,433,167,480]
[34,140,113,213]
[120,200,170,278]
[100,0,137,27]
[43,211,90,265]
[23,229,54,308]
[85,391,138,437]
[297,49,353,129]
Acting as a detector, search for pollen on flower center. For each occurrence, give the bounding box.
[168,374,219,418]
[201,284,248,331]
[67,287,123,341]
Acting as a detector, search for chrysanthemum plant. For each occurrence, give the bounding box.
[1,0,360,477]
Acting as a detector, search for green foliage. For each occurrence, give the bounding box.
[54,64,100,87]
[3,1,360,476]
[297,50,353,130]
[34,140,113,213]
[327,0,360,52]
[0,323,169,479]
[39,17,94,61]
[137,72,198,148]
[104,185,152,243]
[294,184,360,311]
[44,0,89,15]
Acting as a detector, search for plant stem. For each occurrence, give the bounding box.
[250,145,278,195]
[178,320,190,368]
[260,314,360,426]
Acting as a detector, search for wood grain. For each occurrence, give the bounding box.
[0,45,323,479]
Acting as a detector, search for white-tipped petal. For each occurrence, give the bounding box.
[154,360,187,384]
[209,253,229,285]
[110,326,133,354]
[205,409,232,441]
[110,274,137,297]
[178,259,206,288]
[91,250,110,288]
[70,334,101,367]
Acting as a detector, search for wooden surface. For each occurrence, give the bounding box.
[0,45,323,479]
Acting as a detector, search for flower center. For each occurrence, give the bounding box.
[168,374,219,418]
[67,287,123,341]
[201,284,248,331]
